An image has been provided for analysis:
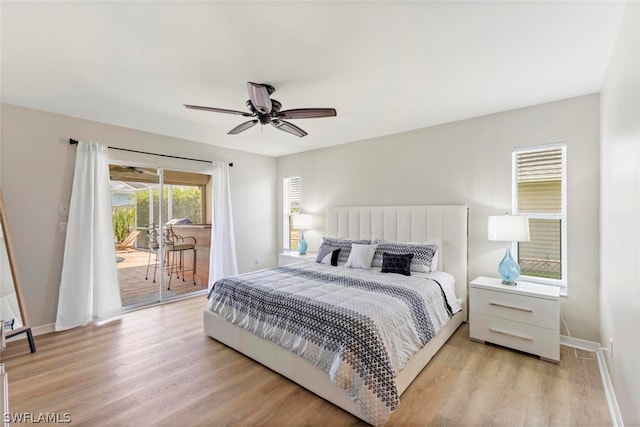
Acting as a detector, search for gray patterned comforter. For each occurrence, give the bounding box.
[207,261,461,425]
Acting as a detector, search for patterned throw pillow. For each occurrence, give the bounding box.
[321,237,371,264]
[381,252,414,276]
[372,241,438,272]
[315,244,341,266]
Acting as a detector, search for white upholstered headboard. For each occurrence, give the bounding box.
[326,205,469,318]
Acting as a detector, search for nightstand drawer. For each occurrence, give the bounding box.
[470,313,560,362]
[470,287,558,330]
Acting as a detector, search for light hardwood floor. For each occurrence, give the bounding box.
[2,296,611,426]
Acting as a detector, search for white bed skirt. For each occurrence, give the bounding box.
[203,307,464,423]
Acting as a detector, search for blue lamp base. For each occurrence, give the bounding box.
[498,243,521,285]
[298,231,308,255]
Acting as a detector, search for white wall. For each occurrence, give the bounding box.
[0,103,277,329]
[278,94,600,341]
[600,1,640,424]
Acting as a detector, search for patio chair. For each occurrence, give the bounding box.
[145,225,161,283]
[164,224,196,290]
[115,230,140,252]
[145,224,196,290]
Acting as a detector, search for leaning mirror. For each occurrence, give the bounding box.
[0,190,35,353]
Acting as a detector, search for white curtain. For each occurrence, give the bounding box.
[208,161,238,291]
[55,141,121,331]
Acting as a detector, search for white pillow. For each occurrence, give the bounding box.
[344,243,378,270]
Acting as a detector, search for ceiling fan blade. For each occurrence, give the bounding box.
[275,108,337,120]
[272,120,308,138]
[247,82,272,114]
[184,104,253,117]
[228,120,259,135]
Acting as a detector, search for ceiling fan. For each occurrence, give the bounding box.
[184,82,337,137]
[110,165,158,182]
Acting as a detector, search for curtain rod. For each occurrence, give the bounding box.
[68,139,233,167]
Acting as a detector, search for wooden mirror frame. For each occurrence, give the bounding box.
[0,191,35,353]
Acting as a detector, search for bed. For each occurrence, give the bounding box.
[203,205,468,425]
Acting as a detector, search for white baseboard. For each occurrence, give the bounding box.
[561,335,624,426]
[32,323,55,336]
[560,334,600,351]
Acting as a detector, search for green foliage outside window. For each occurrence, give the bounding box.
[169,186,203,223]
[133,185,203,229]
[112,207,134,243]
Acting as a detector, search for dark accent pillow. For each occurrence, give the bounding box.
[315,244,341,266]
[328,249,341,266]
[381,252,414,276]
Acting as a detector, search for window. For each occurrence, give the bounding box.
[110,165,208,249]
[513,144,567,291]
[283,176,301,251]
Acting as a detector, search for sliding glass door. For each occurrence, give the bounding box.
[111,163,211,310]
[111,164,163,308]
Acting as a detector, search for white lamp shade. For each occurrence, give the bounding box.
[292,213,313,230]
[488,215,530,242]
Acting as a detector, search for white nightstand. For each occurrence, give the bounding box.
[469,276,560,363]
[278,252,316,266]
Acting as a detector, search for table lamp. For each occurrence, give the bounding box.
[488,214,530,285]
[292,213,313,255]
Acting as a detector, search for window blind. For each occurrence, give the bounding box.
[288,177,301,214]
[516,148,562,214]
[283,176,301,250]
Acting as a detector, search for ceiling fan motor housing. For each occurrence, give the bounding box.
[247,82,275,114]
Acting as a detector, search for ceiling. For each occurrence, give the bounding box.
[0,1,627,157]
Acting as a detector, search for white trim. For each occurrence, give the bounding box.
[32,323,55,336]
[560,335,624,427]
[513,140,567,154]
[597,351,625,427]
[560,334,599,351]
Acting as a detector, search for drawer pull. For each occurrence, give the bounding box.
[489,328,533,341]
[489,302,533,313]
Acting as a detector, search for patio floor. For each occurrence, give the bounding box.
[116,248,208,307]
